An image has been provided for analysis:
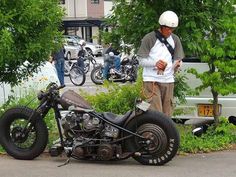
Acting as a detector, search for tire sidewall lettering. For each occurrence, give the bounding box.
[149,138,175,165]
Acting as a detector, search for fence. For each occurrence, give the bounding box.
[0,62,59,105]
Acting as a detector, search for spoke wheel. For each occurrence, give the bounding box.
[0,107,48,160]
[90,66,104,85]
[69,65,86,86]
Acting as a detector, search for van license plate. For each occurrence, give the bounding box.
[197,104,221,117]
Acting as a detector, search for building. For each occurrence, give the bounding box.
[60,0,113,44]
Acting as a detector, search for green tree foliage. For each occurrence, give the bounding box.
[0,0,64,85]
[103,0,236,125]
[185,1,236,125]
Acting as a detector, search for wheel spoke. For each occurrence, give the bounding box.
[10,118,37,149]
[69,67,85,86]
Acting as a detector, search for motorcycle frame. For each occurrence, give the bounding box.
[31,96,147,149]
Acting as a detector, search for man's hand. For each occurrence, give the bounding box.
[173,59,182,73]
[156,60,167,70]
[156,60,167,75]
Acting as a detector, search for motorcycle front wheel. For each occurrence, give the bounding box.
[124,110,179,165]
[90,65,104,85]
[69,64,86,86]
[0,106,48,160]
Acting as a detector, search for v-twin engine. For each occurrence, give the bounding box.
[60,111,121,160]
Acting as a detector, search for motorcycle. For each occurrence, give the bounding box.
[68,62,86,86]
[83,52,99,74]
[90,55,139,85]
[65,52,98,76]
[0,83,179,165]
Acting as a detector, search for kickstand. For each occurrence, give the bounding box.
[58,158,71,167]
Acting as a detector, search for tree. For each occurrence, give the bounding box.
[186,1,236,125]
[0,0,64,85]
[103,0,236,125]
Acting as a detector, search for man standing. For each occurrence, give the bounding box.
[137,10,185,117]
[77,39,86,72]
[52,46,65,87]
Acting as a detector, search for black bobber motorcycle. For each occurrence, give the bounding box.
[0,83,179,165]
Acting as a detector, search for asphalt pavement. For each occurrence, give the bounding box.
[0,150,236,177]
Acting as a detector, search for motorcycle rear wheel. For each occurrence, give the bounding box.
[124,110,179,165]
[0,106,48,160]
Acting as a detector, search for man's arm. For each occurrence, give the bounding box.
[138,56,156,67]
[137,31,157,67]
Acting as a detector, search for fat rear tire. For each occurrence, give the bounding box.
[124,110,179,165]
[0,107,48,160]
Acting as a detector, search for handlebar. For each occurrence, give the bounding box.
[37,82,64,100]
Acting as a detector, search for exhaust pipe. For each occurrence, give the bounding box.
[192,125,209,137]
[193,116,236,136]
[192,127,204,137]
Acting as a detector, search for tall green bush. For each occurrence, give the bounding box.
[0,0,64,85]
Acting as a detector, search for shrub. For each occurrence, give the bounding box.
[179,118,236,153]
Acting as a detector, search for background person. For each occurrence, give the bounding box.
[137,10,185,117]
[52,46,65,87]
[103,43,121,80]
[77,39,86,72]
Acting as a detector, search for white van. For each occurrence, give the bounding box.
[175,57,236,124]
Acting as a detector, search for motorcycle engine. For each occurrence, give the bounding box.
[82,113,101,131]
[103,123,119,138]
[61,111,80,137]
[61,111,122,160]
[61,111,102,138]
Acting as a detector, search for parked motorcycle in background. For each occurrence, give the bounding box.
[0,83,180,166]
[65,52,98,76]
[90,54,139,85]
[83,52,99,74]
[64,52,99,86]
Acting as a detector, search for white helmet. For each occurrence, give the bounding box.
[108,52,114,57]
[158,10,179,28]
[79,39,86,46]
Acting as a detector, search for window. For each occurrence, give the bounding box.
[60,0,65,4]
[91,0,99,4]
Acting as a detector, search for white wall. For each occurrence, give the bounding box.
[62,0,87,18]
[104,1,113,17]
[76,0,87,17]
[0,62,60,105]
